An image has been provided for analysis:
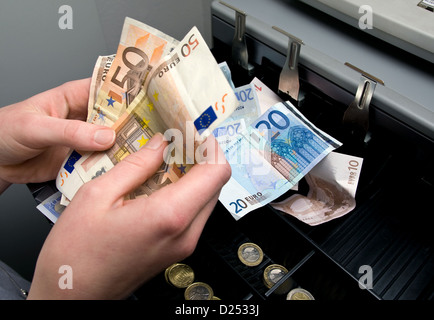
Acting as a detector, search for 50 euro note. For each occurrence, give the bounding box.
[73,26,238,199]
[74,100,185,199]
[56,18,178,201]
[56,54,116,202]
[87,54,116,122]
[88,17,179,127]
[144,26,237,143]
[271,151,363,226]
[219,101,342,220]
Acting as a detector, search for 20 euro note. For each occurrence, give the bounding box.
[219,101,342,220]
[74,26,238,199]
[36,191,66,224]
[88,17,179,127]
[213,83,261,148]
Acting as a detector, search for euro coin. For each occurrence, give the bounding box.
[165,263,195,288]
[238,242,264,267]
[184,282,214,300]
[287,288,315,300]
[263,264,293,294]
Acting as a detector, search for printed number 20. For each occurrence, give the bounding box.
[229,199,248,214]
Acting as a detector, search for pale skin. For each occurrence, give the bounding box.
[0,78,231,299]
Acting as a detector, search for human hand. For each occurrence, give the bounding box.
[0,79,115,192]
[27,133,231,299]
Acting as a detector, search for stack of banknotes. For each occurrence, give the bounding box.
[37,17,363,226]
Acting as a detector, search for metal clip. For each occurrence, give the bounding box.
[343,62,384,139]
[272,26,304,101]
[220,1,254,73]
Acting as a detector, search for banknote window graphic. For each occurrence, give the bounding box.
[114,146,130,163]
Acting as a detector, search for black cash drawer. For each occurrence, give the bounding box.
[135,41,434,301]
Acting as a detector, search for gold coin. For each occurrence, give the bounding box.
[238,242,264,267]
[184,282,214,300]
[165,263,195,288]
[287,288,315,300]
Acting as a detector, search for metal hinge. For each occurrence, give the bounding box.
[272,26,304,101]
[343,62,385,141]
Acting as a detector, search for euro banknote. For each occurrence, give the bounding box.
[218,101,342,220]
[57,54,116,201]
[271,151,363,225]
[36,191,65,223]
[72,26,238,199]
[212,83,261,148]
[144,26,238,141]
[87,17,179,127]
[87,54,116,122]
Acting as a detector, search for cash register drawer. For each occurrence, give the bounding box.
[135,1,434,301]
[132,60,433,300]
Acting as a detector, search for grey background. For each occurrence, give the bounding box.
[0,0,212,281]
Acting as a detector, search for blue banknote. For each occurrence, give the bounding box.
[219,101,342,220]
[36,191,66,223]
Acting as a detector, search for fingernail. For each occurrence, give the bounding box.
[94,129,115,146]
[144,132,164,150]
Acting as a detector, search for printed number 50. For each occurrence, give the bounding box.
[181,34,199,57]
[230,199,248,214]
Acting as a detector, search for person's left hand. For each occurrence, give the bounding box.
[0,79,115,190]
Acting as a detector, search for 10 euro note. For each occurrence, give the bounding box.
[219,101,342,220]
[88,17,179,127]
[271,151,363,226]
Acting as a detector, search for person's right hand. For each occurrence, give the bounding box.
[28,133,231,300]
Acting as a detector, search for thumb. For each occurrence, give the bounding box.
[84,133,167,201]
[32,116,115,151]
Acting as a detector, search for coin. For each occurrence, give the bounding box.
[287,288,315,300]
[263,264,293,295]
[263,264,288,288]
[184,282,214,300]
[165,263,195,288]
[238,242,264,266]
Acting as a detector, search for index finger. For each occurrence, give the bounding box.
[30,78,91,120]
